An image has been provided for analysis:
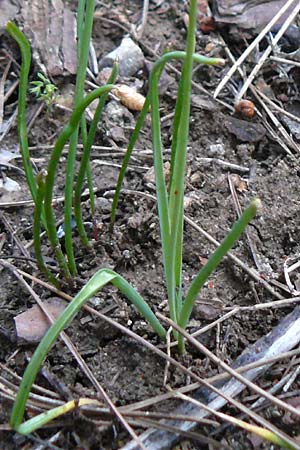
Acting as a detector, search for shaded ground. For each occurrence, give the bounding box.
[0,1,300,449]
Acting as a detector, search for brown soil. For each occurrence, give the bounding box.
[1,1,300,449]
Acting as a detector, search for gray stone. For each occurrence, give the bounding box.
[99,37,144,77]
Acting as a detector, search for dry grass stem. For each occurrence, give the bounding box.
[237,1,300,102]
[214,0,299,98]
[0,59,11,128]
[228,174,262,271]
[158,313,300,420]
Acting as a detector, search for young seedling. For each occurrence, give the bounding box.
[7,0,117,281]
[6,23,38,208]
[8,0,265,440]
[30,72,57,107]
[63,0,96,274]
[111,0,258,352]
[74,61,119,246]
[10,268,166,433]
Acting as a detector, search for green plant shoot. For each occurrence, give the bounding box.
[10,268,166,432]
[30,72,57,106]
[64,0,96,275]
[8,0,263,437]
[7,0,259,345]
[10,198,260,433]
[6,22,38,206]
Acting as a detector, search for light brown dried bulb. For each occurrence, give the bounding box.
[235,99,256,118]
[112,85,146,111]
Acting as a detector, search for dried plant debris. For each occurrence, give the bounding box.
[0,146,21,196]
[14,298,67,343]
[112,85,147,111]
[0,146,19,165]
[280,102,300,140]
[283,397,300,425]
[21,0,77,76]
[0,176,20,193]
[231,173,248,192]
[212,0,298,33]
[122,307,300,450]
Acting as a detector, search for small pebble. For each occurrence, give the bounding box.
[99,37,144,77]
[208,143,225,156]
[96,197,111,213]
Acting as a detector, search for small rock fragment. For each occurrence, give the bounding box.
[108,125,127,144]
[193,303,222,321]
[190,171,202,184]
[95,197,111,213]
[191,94,219,112]
[224,117,266,142]
[128,213,144,229]
[184,191,199,209]
[282,397,300,425]
[57,217,76,239]
[0,176,20,192]
[104,99,135,137]
[99,37,144,77]
[208,143,225,156]
[55,83,75,110]
[14,298,67,343]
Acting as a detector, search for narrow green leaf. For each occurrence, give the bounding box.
[10,268,165,431]
[178,199,260,352]
[5,23,37,204]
